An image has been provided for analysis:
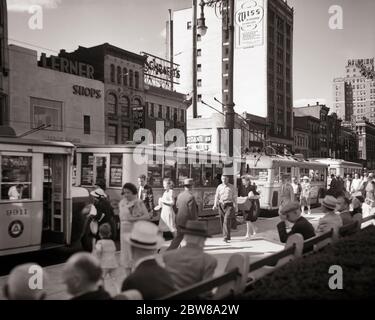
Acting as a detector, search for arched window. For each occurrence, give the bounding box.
[107,93,117,115]
[117,66,122,84]
[135,71,140,89]
[123,68,128,86]
[110,64,115,83]
[119,95,130,117]
[129,69,133,87]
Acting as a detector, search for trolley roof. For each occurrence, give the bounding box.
[310,158,363,168]
[0,136,74,148]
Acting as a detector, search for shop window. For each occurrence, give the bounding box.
[0,155,32,201]
[108,124,118,144]
[31,97,62,131]
[107,93,117,115]
[110,64,115,83]
[191,164,202,187]
[80,153,94,185]
[164,159,176,185]
[123,68,128,86]
[110,154,123,187]
[203,164,214,187]
[147,163,163,187]
[83,115,90,135]
[177,164,190,186]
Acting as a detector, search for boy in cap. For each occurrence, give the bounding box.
[277,201,315,243]
[163,220,217,290]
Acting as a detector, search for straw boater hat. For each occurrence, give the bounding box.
[125,221,163,250]
[181,220,211,238]
[279,202,300,215]
[90,188,107,199]
[302,176,310,181]
[183,178,194,186]
[322,195,337,211]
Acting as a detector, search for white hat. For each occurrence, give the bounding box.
[302,176,310,181]
[125,221,163,250]
[90,188,107,199]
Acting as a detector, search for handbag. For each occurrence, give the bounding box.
[89,219,99,235]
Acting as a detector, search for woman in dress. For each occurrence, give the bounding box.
[155,178,177,238]
[119,182,149,275]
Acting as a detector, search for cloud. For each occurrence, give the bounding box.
[7,0,62,12]
[294,98,327,108]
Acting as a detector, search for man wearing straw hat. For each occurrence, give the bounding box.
[121,220,176,300]
[163,220,217,290]
[213,171,238,243]
[300,176,312,215]
[167,178,199,250]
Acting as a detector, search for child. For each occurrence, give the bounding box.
[93,223,119,294]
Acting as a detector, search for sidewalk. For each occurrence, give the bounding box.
[0,210,326,300]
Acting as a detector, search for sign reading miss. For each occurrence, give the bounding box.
[142,52,180,90]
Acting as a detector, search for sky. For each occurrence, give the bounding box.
[6,0,375,110]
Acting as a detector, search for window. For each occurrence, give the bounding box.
[83,115,90,134]
[31,97,62,131]
[147,163,163,187]
[81,153,94,185]
[158,104,163,118]
[129,69,133,87]
[119,95,130,117]
[110,64,115,83]
[1,156,32,201]
[277,63,283,74]
[123,68,128,86]
[197,64,202,72]
[187,21,192,30]
[177,164,190,186]
[197,34,202,41]
[197,79,202,87]
[197,49,202,57]
[191,164,202,187]
[117,66,122,84]
[277,33,284,47]
[277,48,283,60]
[166,106,170,119]
[0,95,6,125]
[107,93,117,115]
[135,71,140,89]
[198,94,202,102]
[149,102,155,117]
[110,154,123,187]
[108,125,118,144]
[180,110,185,122]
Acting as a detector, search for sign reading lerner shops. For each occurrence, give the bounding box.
[235,0,265,49]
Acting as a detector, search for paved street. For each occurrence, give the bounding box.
[0,207,330,300]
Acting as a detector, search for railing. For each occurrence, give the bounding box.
[161,214,375,300]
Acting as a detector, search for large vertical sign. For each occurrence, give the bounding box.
[235,0,265,49]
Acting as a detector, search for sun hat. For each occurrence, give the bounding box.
[322,195,337,211]
[125,221,163,250]
[181,220,211,238]
[183,178,194,186]
[279,201,300,215]
[90,188,107,199]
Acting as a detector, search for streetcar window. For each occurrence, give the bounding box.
[177,163,190,187]
[81,153,94,185]
[248,168,268,182]
[109,154,123,187]
[191,164,202,187]
[147,163,163,187]
[0,155,32,201]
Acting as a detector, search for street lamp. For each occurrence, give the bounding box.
[197,1,208,36]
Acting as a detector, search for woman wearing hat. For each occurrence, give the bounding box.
[119,183,150,275]
[300,176,312,215]
[316,195,343,235]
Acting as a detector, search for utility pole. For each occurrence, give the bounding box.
[168,9,174,91]
[192,0,198,118]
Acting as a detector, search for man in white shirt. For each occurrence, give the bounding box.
[350,173,363,195]
[8,184,23,200]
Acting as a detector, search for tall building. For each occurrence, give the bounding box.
[0,0,9,125]
[333,58,375,123]
[173,0,294,151]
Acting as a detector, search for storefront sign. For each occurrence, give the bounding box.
[142,52,180,90]
[73,85,101,99]
[235,0,265,48]
[187,135,212,144]
[39,53,95,79]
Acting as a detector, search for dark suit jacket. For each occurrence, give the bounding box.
[277,216,315,243]
[175,190,199,228]
[70,287,112,300]
[121,259,176,300]
[138,184,154,214]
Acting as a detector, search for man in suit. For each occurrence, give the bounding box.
[277,201,315,243]
[63,252,112,300]
[167,178,199,250]
[163,220,217,290]
[137,174,154,219]
[121,221,176,299]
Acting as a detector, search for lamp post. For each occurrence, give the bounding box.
[193,0,235,157]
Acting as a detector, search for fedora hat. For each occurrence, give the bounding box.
[322,195,337,211]
[181,220,211,238]
[90,188,107,199]
[183,178,194,186]
[125,221,163,250]
[279,201,300,215]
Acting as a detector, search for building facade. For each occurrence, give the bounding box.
[293,115,320,158]
[293,126,309,158]
[8,45,105,144]
[333,58,375,123]
[60,44,187,145]
[0,0,9,126]
[173,0,294,151]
